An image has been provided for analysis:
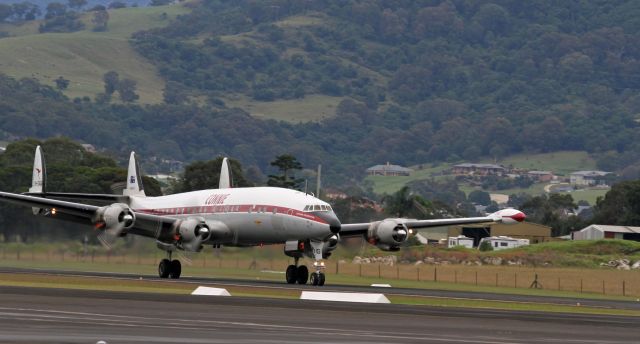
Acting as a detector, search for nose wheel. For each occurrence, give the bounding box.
[310,271,325,286]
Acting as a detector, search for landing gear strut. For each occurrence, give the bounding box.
[309,240,326,286]
[158,251,181,279]
[285,257,309,284]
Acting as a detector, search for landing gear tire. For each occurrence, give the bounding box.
[158,259,171,278]
[169,259,182,279]
[296,265,309,285]
[310,272,325,286]
[285,265,297,284]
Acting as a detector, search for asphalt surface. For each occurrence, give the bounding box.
[0,286,638,344]
[2,266,640,311]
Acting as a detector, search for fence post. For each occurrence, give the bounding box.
[434,267,437,282]
[602,280,605,294]
[336,261,339,275]
[417,267,420,281]
[514,273,517,288]
[359,264,362,277]
[495,273,498,287]
[475,271,478,286]
[558,277,561,291]
[378,264,381,278]
[580,279,583,293]
[454,270,457,284]
[623,281,626,296]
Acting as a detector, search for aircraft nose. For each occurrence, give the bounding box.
[317,211,341,234]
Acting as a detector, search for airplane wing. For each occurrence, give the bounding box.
[339,208,526,237]
[0,191,176,242]
[23,192,129,204]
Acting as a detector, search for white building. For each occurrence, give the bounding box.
[479,236,529,250]
[448,236,474,249]
[572,224,640,241]
[569,170,611,186]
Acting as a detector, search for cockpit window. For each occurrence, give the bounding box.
[304,205,310,211]
[314,205,321,211]
[321,205,327,211]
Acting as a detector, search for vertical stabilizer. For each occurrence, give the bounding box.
[29,145,46,194]
[219,157,232,189]
[124,151,146,197]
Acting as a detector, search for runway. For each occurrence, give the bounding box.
[0,286,638,344]
[1,266,639,311]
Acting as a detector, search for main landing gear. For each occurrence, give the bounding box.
[286,257,309,285]
[158,252,181,279]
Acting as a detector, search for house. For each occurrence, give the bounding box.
[81,144,96,153]
[452,163,506,176]
[448,236,474,249]
[478,236,530,250]
[569,171,611,186]
[572,224,640,242]
[448,221,551,247]
[527,170,554,182]
[366,162,412,176]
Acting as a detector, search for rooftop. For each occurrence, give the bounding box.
[570,170,610,177]
[580,224,640,234]
[454,163,505,169]
[366,163,413,173]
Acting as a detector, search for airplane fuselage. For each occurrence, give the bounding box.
[131,187,341,246]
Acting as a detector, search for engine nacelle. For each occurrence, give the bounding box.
[95,203,135,231]
[177,217,211,251]
[367,219,410,252]
[322,234,340,258]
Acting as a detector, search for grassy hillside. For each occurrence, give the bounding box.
[367,151,602,202]
[0,5,190,103]
[223,94,343,123]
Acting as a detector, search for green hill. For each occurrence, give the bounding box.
[0,5,190,103]
[366,151,606,203]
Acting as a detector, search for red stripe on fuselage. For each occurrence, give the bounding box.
[134,204,329,225]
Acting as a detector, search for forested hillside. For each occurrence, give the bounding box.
[2,1,640,185]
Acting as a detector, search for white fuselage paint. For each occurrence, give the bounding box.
[129,187,337,245]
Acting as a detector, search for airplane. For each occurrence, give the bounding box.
[0,146,526,286]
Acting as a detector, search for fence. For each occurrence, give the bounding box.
[1,246,639,297]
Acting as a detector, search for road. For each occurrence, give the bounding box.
[0,286,638,343]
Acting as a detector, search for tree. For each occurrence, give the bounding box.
[92,8,109,31]
[593,180,640,226]
[45,2,67,19]
[468,190,491,206]
[103,71,119,95]
[67,0,87,11]
[117,78,139,103]
[108,2,126,9]
[150,0,173,6]
[54,76,70,90]
[267,154,303,189]
[0,4,13,22]
[175,157,252,193]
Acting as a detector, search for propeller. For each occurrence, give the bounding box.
[95,207,135,250]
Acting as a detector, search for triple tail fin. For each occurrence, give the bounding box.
[218,157,233,189]
[123,152,146,197]
[29,145,46,194]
